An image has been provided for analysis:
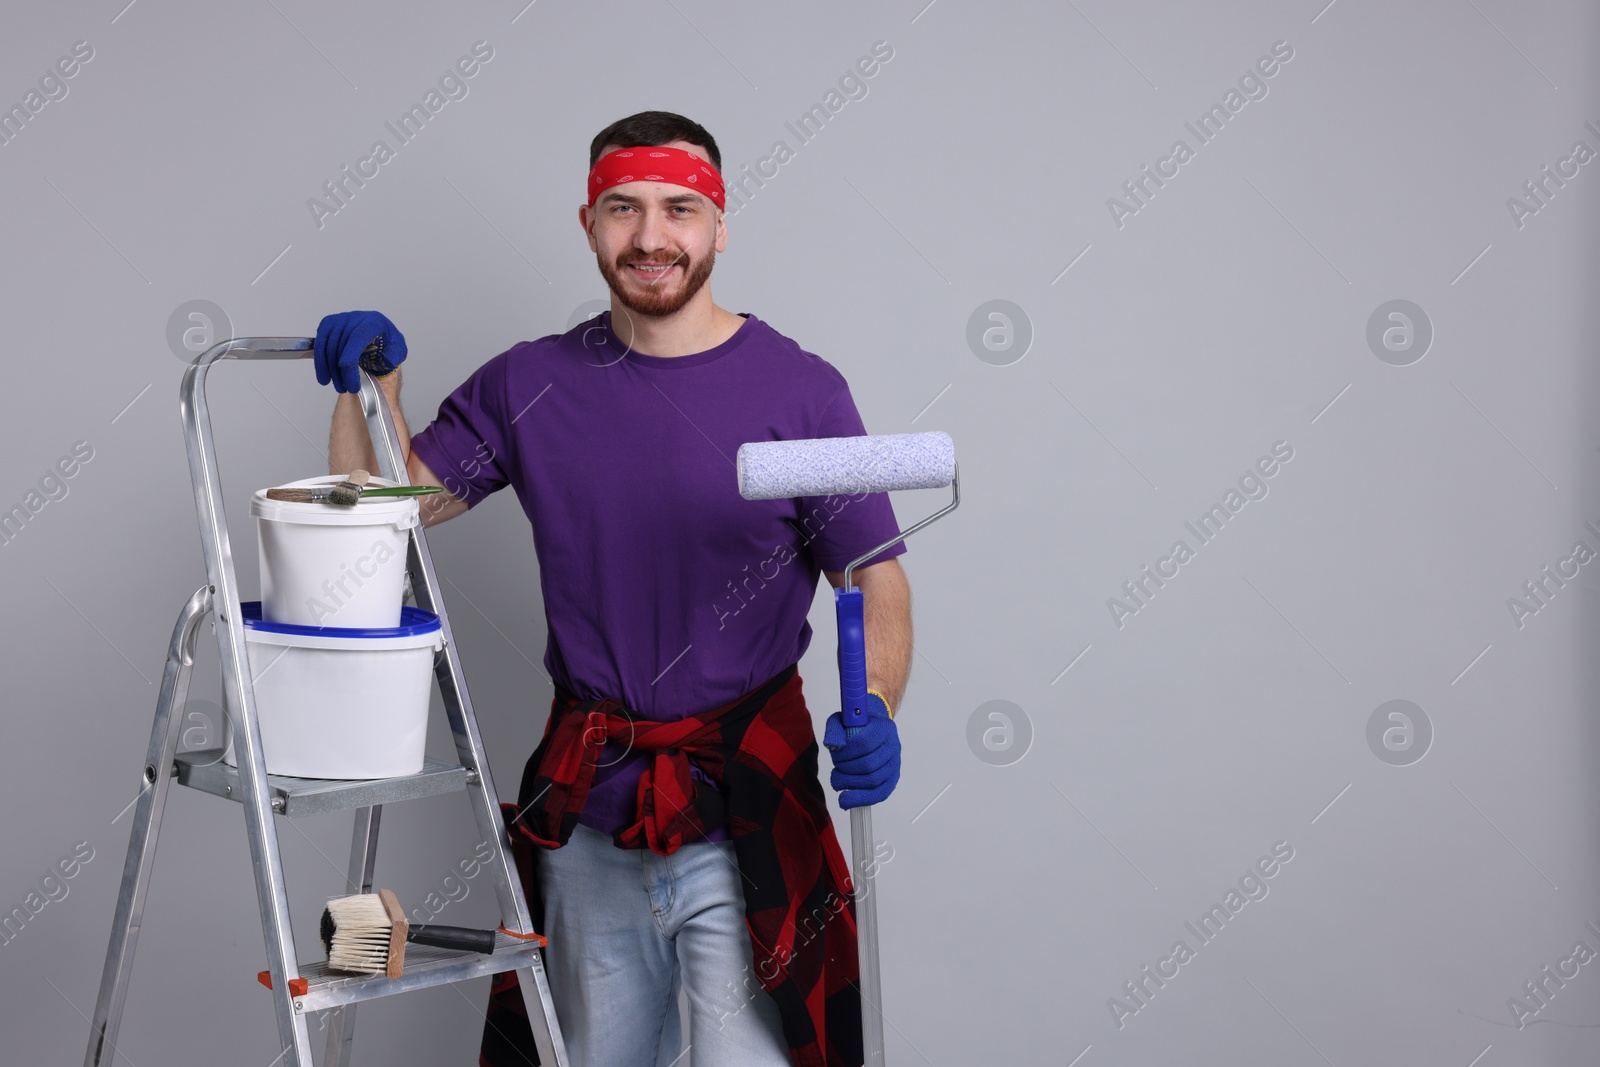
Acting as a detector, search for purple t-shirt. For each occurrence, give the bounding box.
[408,311,906,838]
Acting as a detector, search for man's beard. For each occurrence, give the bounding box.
[597,246,715,318]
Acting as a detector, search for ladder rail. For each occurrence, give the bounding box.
[179,337,317,1064]
[355,369,570,1066]
[84,585,211,1067]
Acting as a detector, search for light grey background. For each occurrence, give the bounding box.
[2,0,1598,1064]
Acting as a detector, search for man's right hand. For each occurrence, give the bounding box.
[314,310,407,393]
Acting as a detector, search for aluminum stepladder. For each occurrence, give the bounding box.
[84,337,570,1067]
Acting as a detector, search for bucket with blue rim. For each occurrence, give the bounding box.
[222,601,443,779]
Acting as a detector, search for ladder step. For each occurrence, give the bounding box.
[260,930,549,1012]
[174,751,471,816]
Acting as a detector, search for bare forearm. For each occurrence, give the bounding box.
[329,370,409,476]
[861,561,912,715]
[325,368,468,527]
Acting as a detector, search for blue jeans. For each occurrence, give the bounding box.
[538,821,790,1067]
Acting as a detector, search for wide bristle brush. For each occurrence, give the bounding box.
[320,888,498,977]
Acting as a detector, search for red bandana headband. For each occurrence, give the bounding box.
[587,145,726,212]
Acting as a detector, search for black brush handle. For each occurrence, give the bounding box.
[406,924,497,954]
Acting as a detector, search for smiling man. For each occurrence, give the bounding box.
[318,110,911,1067]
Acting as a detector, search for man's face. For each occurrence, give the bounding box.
[582,139,726,318]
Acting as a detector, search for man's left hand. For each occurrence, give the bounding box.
[823,691,900,809]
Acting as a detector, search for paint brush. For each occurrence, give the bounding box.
[320,889,498,977]
[266,474,443,506]
[264,469,369,506]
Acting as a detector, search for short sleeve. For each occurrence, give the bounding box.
[799,382,907,573]
[407,350,518,508]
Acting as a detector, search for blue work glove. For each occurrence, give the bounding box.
[313,311,407,394]
[823,691,900,809]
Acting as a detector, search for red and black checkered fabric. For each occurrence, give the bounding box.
[478,664,863,1067]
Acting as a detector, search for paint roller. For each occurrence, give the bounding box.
[737,430,959,1067]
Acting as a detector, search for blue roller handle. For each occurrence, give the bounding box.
[836,588,868,734]
[835,583,887,1065]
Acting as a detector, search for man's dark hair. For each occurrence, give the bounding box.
[588,111,721,172]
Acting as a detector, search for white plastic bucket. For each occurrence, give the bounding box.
[250,475,419,628]
[222,601,443,779]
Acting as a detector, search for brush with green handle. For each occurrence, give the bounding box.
[265,469,444,506]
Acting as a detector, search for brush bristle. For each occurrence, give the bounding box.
[326,484,362,507]
[321,893,394,974]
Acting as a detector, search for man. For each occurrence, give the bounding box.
[318,110,911,1067]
